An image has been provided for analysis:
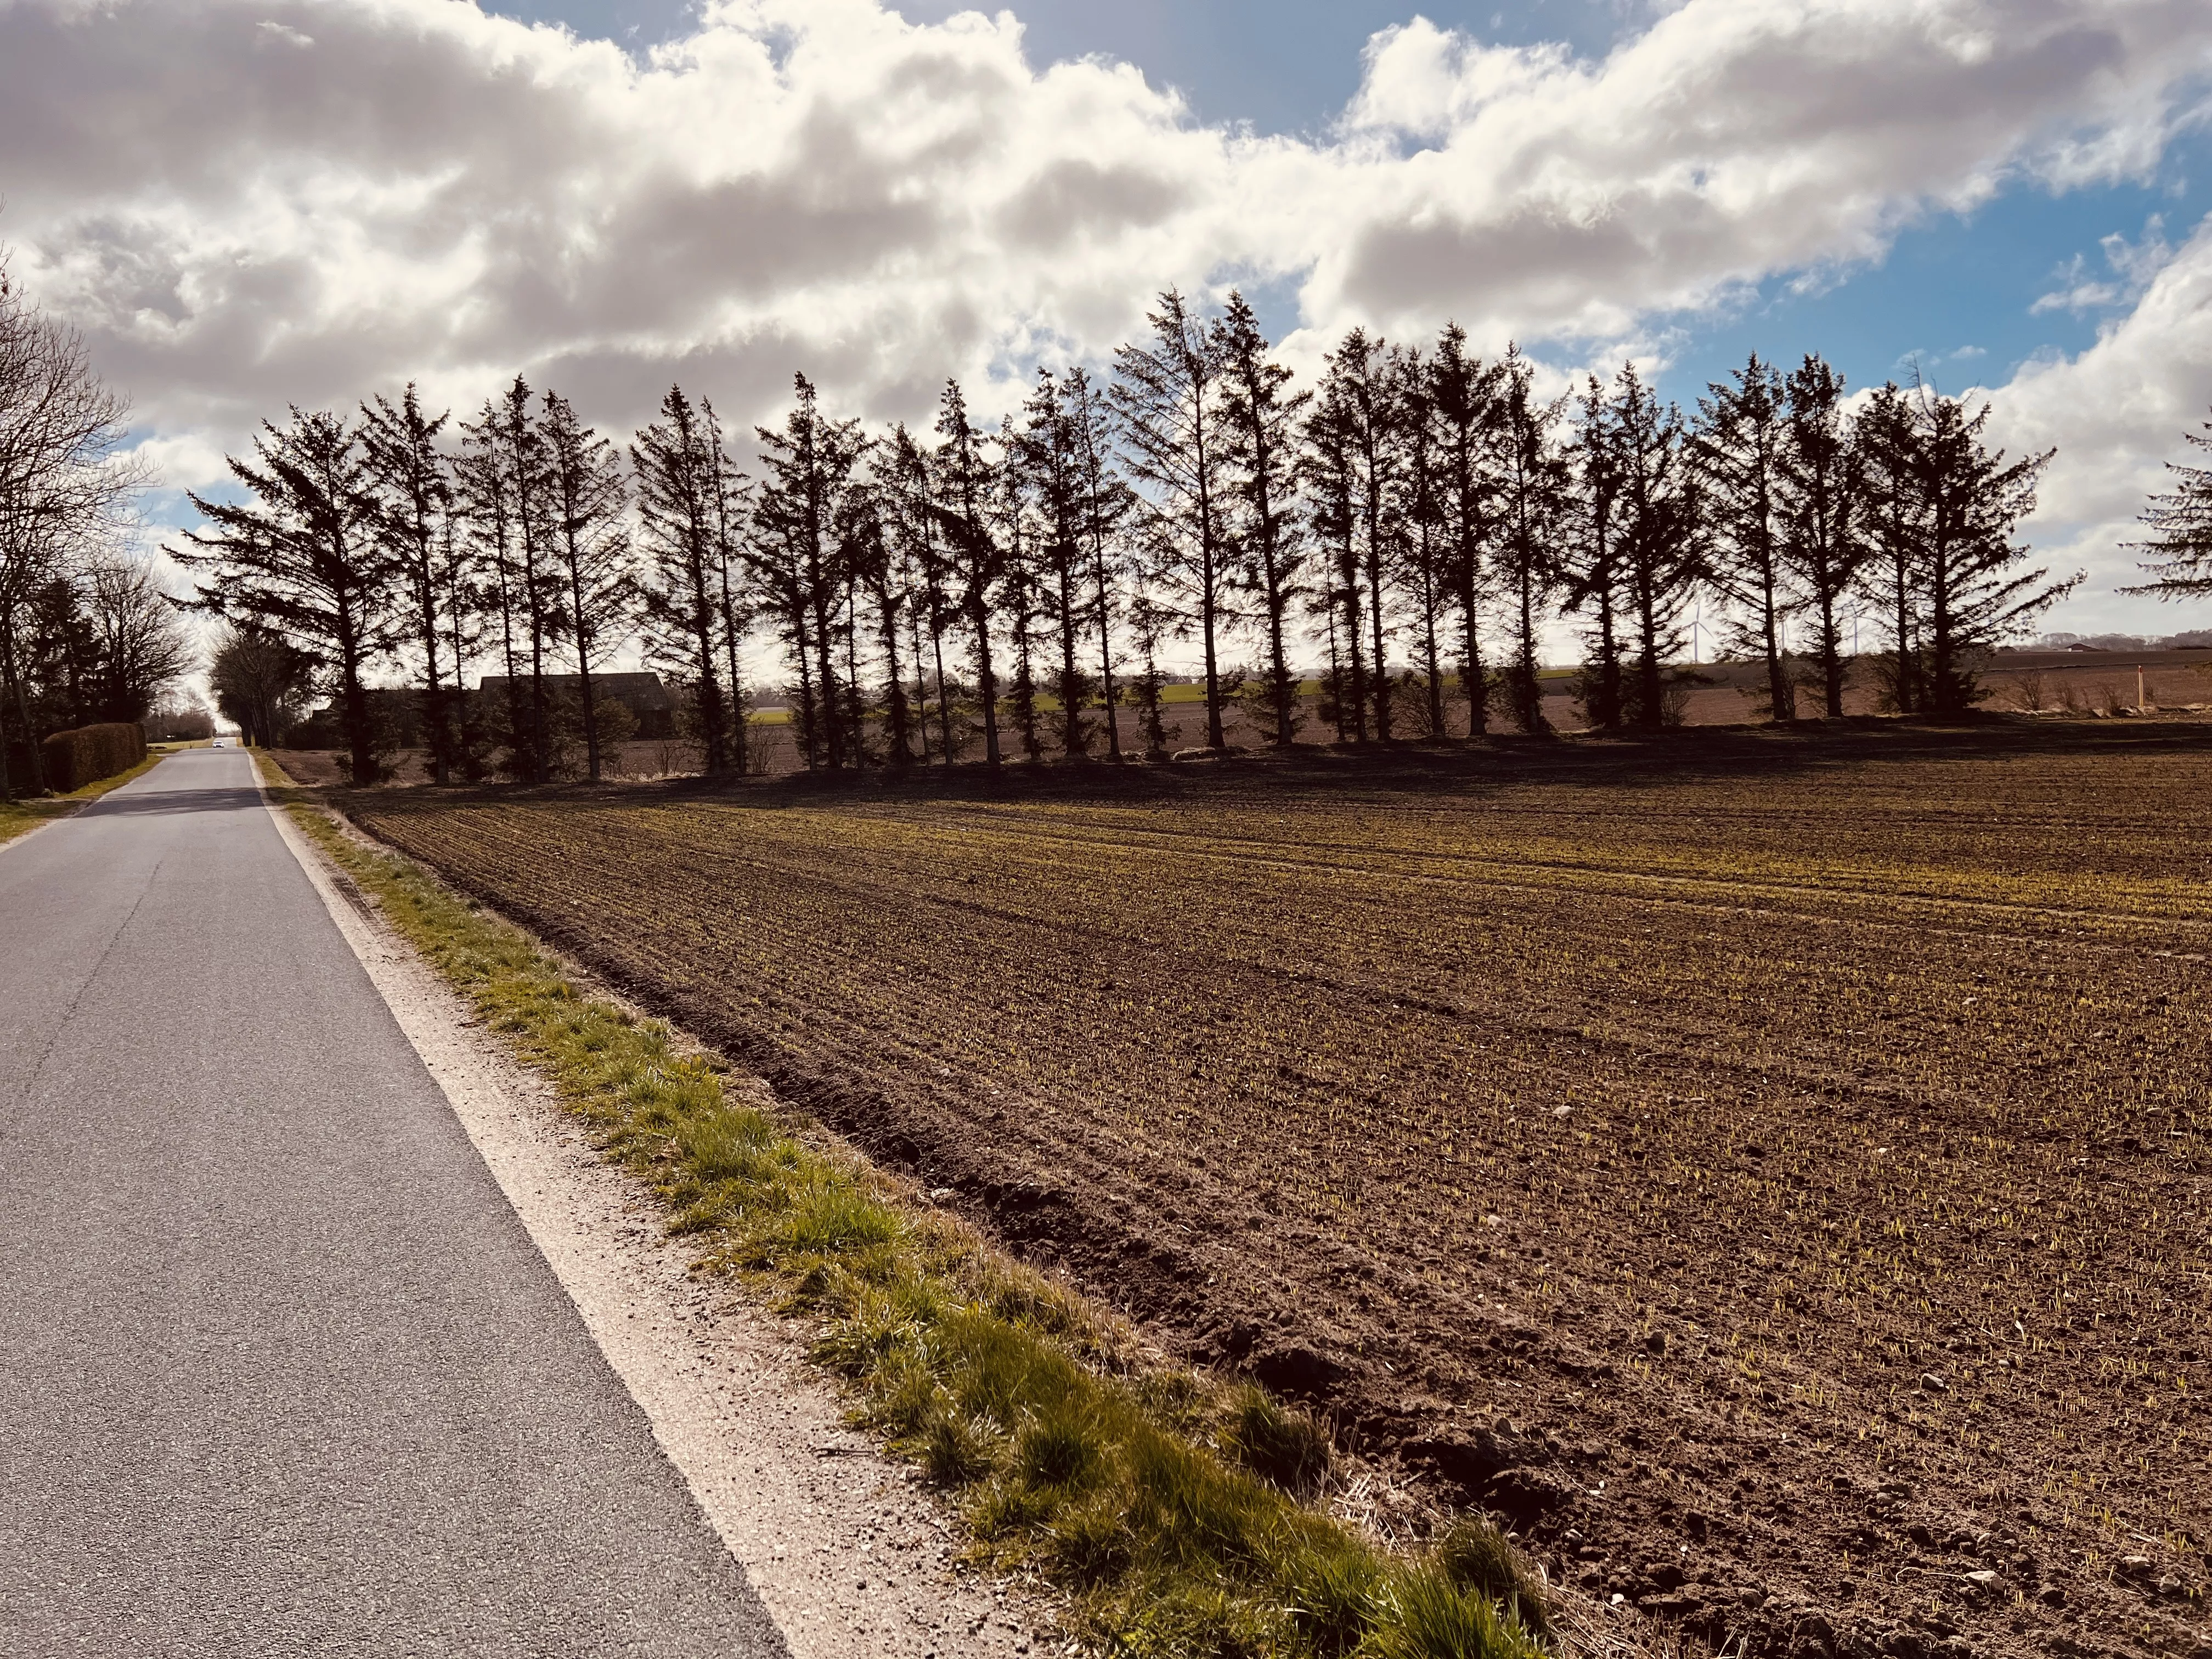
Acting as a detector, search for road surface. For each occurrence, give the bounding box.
[0,749,788,1657]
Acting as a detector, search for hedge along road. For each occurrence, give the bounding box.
[0,747,788,1658]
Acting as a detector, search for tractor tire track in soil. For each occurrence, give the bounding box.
[347,724,2212,1659]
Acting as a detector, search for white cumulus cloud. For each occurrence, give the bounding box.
[1983,211,2212,624]
[0,0,2207,633]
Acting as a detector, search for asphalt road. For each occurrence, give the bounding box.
[0,749,788,1658]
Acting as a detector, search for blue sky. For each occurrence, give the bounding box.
[1670,136,2212,411]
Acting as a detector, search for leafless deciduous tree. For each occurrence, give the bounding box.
[0,254,148,797]
[208,623,310,748]
[81,552,194,720]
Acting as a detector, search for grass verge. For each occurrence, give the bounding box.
[0,751,169,848]
[258,756,1554,1659]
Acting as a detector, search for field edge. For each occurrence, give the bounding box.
[251,752,1592,1659]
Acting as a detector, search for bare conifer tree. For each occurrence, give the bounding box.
[359,384,460,780]
[1778,354,1869,718]
[1564,374,1628,731]
[539,391,634,782]
[1066,368,1128,760]
[453,422,524,771]
[1215,292,1310,747]
[176,410,396,785]
[1394,343,1452,737]
[1856,382,1926,715]
[755,374,869,770]
[702,401,752,775]
[1304,386,1366,741]
[1493,346,1568,734]
[633,385,733,774]
[1311,328,1401,741]
[998,474,1046,764]
[1427,324,1502,737]
[849,479,915,765]
[1606,363,1705,731]
[1114,289,1233,752]
[932,380,1006,768]
[1908,388,2073,715]
[2120,405,2212,604]
[459,381,560,781]
[506,379,561,781]
[876,424,955,764]
[1013,369,1096,759]
[1695,353,1795,721]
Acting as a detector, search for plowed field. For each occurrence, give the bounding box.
[351,724,2211,1659]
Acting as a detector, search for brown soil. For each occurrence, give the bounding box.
[345,720,2211,1659]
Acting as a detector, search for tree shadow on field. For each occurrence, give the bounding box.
[335,713,2212,822]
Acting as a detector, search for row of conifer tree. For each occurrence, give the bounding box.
[176,288,2078,786]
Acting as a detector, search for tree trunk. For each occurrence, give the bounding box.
[1763,585,1793,723]
[1819,586,1846,717]
[418,565,449,784]
[932,615,955,765]
[1266,565,1295,746]
[974,599,1001,768]
[1420,563,1444,736]
[1057,595,1084,758]
[1,618,44,795]
[1200,579,1224,751]
[812,586,843,770]
[1516,561,1545,734]
[1342,576,1369,742]
[1458,576,1487,738]
[1092,550,1121,760]
[719,566,747,776]
[1635,595,1665,733]
[341,647,375,787]
[690,548,728,776]
[1366,551,1390,742]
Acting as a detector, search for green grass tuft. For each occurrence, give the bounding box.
[1220,1384,1333,1497]
[1432,1520,1554,1641]
[267,771,1558,1659]
[1365,1559,1550,1659]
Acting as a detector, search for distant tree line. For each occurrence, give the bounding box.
[0,257,191,798]
[176,288,2079,787]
